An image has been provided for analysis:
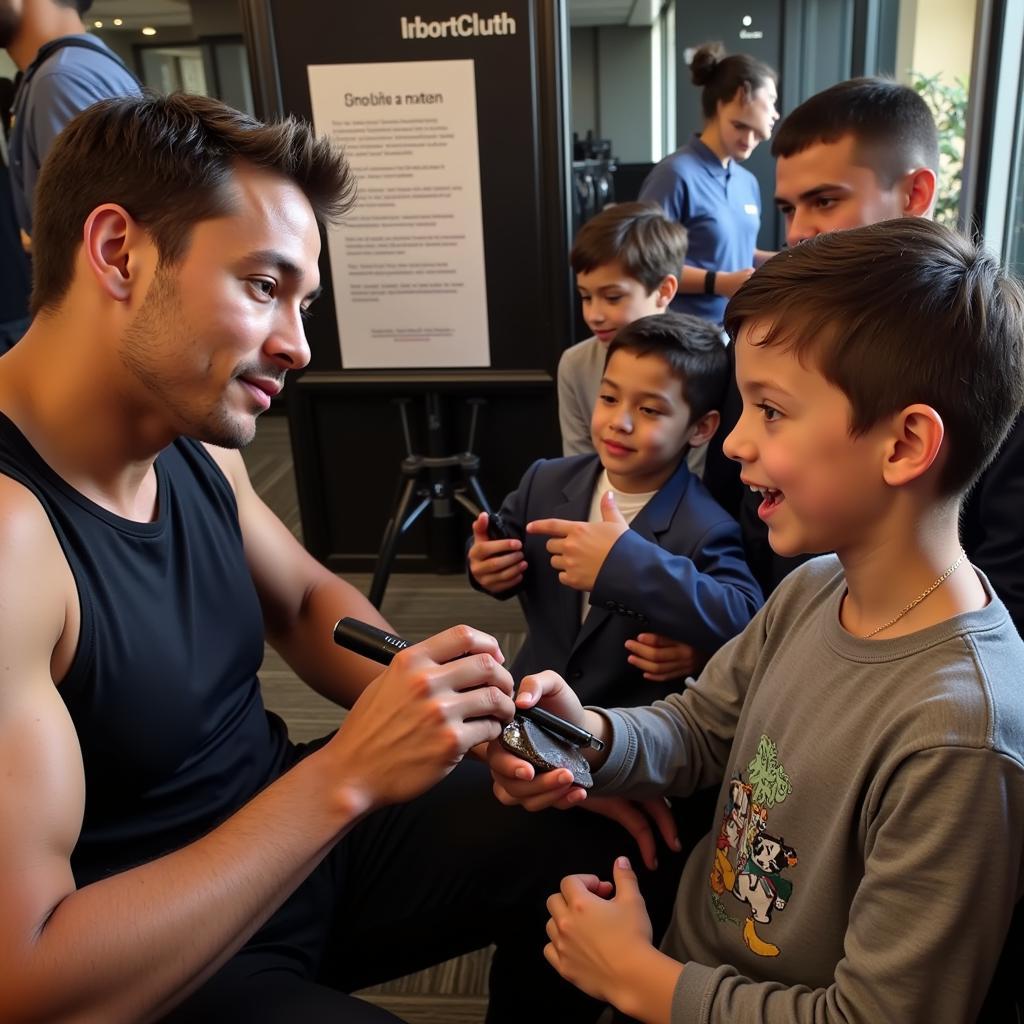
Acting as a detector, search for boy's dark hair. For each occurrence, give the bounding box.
[771,77,939,185]
[31,93,355,315]
[571,201,687,293]
[605,312,729,422]
[55,0,93,12]
[723,219,1024,495]
[690,42,777,121]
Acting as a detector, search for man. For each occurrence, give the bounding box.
[0,93,681,1024]
[2,0,139,239]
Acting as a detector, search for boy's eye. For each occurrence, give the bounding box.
[598,394,617,405]
[756,402,782,422]
[640,406,663,417]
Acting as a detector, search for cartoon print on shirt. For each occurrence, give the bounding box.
[709,734,797,957]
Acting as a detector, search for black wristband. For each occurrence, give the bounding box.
[704,270,717,295]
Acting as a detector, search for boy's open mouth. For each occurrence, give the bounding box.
[750,484,785,518]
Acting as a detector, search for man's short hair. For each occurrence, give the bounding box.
[571,201,688,293]
[31,93,355,315]
[605,312,729,422]
[55,0,94,13]
[723,219,1024,496]
[771,77,939,186]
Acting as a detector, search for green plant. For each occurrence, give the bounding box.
[909,71,969,228]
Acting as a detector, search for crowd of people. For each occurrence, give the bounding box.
[0,4,1022,1023]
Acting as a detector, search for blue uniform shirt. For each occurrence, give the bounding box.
[10,34,140,234]
[639,135,761,324]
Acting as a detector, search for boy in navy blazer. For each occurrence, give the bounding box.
[469,314,762,708]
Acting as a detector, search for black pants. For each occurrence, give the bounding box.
[161,750,712,1024]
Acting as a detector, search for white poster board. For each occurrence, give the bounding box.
[307,59,491,368]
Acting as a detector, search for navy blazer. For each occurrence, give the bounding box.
[470,454,763,708]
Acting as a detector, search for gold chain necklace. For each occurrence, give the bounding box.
[861,550,968,639]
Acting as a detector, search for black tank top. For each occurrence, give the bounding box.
[0,413,291,885]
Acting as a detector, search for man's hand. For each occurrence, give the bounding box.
[544,858,655,1005]
[582,796,681,870]
[625,633,704,683]
[468,512,527,594]
[331,625,516,811]
[527,490,629,592]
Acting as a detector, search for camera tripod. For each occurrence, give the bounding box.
[368,392,492,609]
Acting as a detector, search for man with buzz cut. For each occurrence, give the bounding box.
[705,77,1024,642]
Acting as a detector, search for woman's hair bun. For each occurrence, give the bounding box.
[690,42,727,87]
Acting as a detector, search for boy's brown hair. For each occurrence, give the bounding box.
[606,312,729,423]
[31,93,355,315]
[724,218,1024,495]
[570,201,687,293]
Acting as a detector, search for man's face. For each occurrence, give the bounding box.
[723,321,891,559]
[774,135,909,246]
[0,1,23,50]
[591,348,697,493]
[576,261,669,346]
[119,165,320,448]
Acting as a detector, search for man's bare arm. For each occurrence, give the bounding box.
[206,444,401,707]
[0,476,514,1023]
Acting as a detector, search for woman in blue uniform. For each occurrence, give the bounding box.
[640,43,778,324]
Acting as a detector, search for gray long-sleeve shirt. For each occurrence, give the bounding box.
[593,555,1024,1023]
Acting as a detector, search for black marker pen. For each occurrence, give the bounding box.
[333,617,604,753]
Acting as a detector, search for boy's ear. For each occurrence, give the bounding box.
[902,167,938,218]
[686,409,720,450]
[656,274,678,307]
[82,203,151,303]
[881,404,945,487]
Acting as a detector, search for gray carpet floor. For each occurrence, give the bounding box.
[242,413,527,1023]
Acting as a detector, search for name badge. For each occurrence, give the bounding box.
[744,203,758,215]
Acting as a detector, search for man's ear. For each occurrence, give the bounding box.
[902,167,937,218]
[656,274,678,306]
[881,404,945,487]
[82,204,148,303]
[687,409,721,449]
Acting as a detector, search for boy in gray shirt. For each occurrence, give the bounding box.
[488,219,1024,1023]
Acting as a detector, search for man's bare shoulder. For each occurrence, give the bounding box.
[200,442,248,495]
[0,473,78,681]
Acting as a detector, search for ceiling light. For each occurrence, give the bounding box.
[742,15,752,26]
[113,18,123,26]
[142,26,157,36]
[94,19,103,27]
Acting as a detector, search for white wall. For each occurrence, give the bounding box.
[897,0,978,84]
[570,24,656,162]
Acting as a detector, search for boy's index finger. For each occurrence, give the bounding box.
[526,518,573,538]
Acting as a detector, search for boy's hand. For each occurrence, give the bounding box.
[528,491,628,592]
[544,857,655,1005]
[625,633,704,682]
[468,512,527,593]
[487,670,594,810]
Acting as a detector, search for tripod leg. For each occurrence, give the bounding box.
[369,476,418,609]
[462,471,493,517]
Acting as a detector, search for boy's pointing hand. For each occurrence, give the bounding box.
[528,491,628,592]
